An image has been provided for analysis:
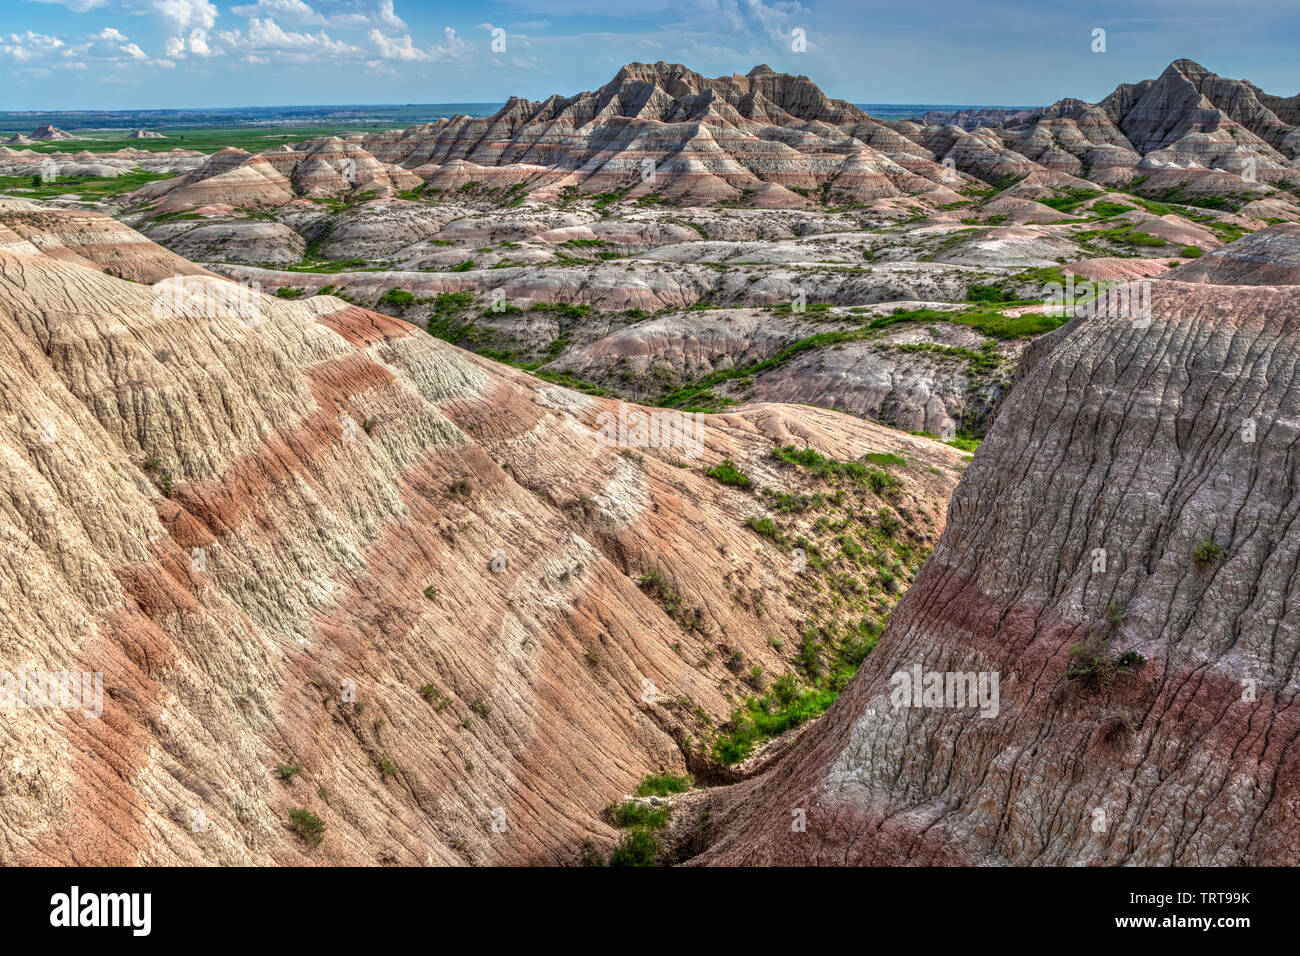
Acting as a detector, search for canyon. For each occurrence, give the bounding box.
[0,56,1297,866]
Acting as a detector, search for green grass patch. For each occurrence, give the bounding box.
[634,773,693,797]
[769,445,899,495]
[607,829,660,867]
[378,288,416,308]
[1038,187,1103,213]
[712,675,838,764]
[288,807,325,848]
[0,169,174,201]
[705,459,752,488]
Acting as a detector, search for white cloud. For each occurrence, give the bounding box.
[218,18,362,57]
[24,0,108,11]
[147,0,219,36]
[230,0,406,30]
[375,0,404,31]
[163,27,215,57]
[0,32,66,62]
[230,0,327,26]
[369,25,469,62]
[681,0,810,46]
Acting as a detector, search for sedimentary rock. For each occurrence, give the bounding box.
[0,208,961,864]
[690,278,1300,865]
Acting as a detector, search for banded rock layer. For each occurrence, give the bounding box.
[0,209,960,864]
[691,279,1300,865]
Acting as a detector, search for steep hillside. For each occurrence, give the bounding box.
[0,206,960,864]
[687,279,1300,865]
[1164,221,1300,284]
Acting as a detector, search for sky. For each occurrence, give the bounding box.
[1,0,1297,110]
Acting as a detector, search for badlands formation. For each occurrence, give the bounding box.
[0,200,959,864]
[0,57,1298,865]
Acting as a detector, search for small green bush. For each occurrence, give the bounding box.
[379,288,416,308]
[607,828,659,867]
[1193,538,1224,565]
[417,684,448,710]
[745,515,785,543]
[1067,634,1147,689]
[607,801,670,829]
[579,838,606,867]
[705,459,752,488]
[288,807,325,847]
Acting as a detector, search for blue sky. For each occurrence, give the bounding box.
[2,0,1297,110]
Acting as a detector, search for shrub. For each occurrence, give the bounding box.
[423,584,437,600]
[966,283,1018,305]
[1179,245,1203,258]
[378,288,416,308]
[607,828,660,867]
[276,759,303,781]
[417,684,448,710]
[607,801,670,829]
[705,459,752,488]
[637,568,682,614]
[769,445,899,495]
[470,698,492,718]
[712,682,838,765]
[1192,538,1224,565]
[275,287,305,299]
[863,452,907,468]
[432,290,474,312]
[745,515,785,543]
[1067,634,1147,689]
[288,807,325,847]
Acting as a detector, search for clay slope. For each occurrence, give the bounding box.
[929,59,1300,204]
[140,62,959,212]
[0,210,960,865]
[0,145,203,183]
[1164,222,1300,285]
[0,200,214,282]
[124,59,1300,219]
[691,280,1300,865]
